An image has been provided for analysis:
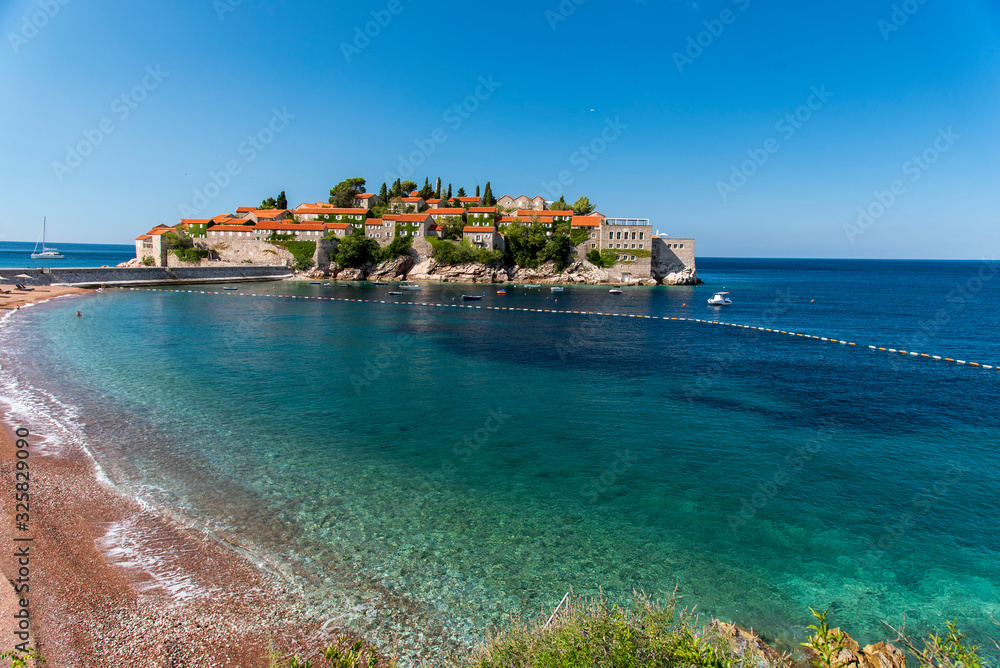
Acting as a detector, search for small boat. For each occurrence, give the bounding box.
[373,281,389,286]
[388,291,403,295]
[550,286,564,292]
[524,284,542,289]
[222,287,239,291]
[609,287,623,294]
[707,291,732,306]
[496,289,506,295]
[400,281,422,291]
[309,281,321,285]
[31,217,64,259]
[323,283,331,287]
[338,283,351,287]
[462,294,483,300]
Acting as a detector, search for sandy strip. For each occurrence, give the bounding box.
[0,291,389,667]
[0,285,87,311]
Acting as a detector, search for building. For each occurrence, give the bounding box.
[390,196,426,213]
[392,213,433,238]
[427,207,465,223]
[467,207,498,226]
[294,207,367,224]
[246,209,291,224]
[455,196,481,207]
[463,225,502,251]
[134,226,174,266]
[365,218,394,244]
[352,193,379,209]
[497,195,546,211]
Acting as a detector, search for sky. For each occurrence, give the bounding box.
[0,0,998,258]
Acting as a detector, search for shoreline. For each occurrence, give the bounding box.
[0,291,387,667]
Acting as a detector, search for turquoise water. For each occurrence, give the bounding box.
[2,259,999,662]
[0,241,135,268]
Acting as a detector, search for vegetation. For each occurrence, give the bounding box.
[428,237,503,265]
[418,177,434,200]
[465,592,743,668]
[1,648,45,667]
[260,190,287,210]
[285,241,317,271]
[503,219,577,271]
[275,639,390,668]
[162,229,211,263]
[141,255,155,266]
[334,232,413,268]
[573,195,596,214]
[329,178,366,208]
[482,181,495,206]
[550,196,571,211]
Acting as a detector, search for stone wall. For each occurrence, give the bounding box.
[4,266,292,287]
[651,237,698,284]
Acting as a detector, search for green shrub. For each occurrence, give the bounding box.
[466,592,739,668]
[286,241,317,271]
[429,238,502,266]
[141,256,155,266]
[170,247,211,263]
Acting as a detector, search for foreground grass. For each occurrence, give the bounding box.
[463,591,760,668]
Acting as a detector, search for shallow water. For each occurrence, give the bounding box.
[2,258,998,661]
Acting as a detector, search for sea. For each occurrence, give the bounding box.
[0,241,136,269]
[1,256,998,662]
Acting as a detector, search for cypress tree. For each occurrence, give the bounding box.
[483,182,494,206]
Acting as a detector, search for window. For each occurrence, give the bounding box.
[680,244,684,248]
[616,231,621,239]
[639,244,643,249]
[639,232,643,239]
[475,235,482,242]
[631,232,636,240]
[591,232,596,238]
[336,215,342,220]
[591,243,596,248]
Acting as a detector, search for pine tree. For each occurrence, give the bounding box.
[476,184,480,198]
[435,177,442,199]
[391,178,402,198]
[379,182,389,202]
[419,177,434,200]
[457,186,467,197]
[276,191,287,209]
[483,182,495,206]
[447,183,452,200]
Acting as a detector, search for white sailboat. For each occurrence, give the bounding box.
[31,218,64,259]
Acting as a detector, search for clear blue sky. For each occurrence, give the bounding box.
[1,0,998,258]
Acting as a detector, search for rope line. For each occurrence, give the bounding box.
[124,288,998,373]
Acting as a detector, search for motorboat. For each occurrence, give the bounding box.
[524,284,542,289]
[31,217,64,259]
[373,281,390,285]
[462,294,483,300]
[550,286,564,292]
[496,289,506,294]
[388,291,403,295]
[338,283,351,287]
[309,281,321,285]
[222,287,239,291]
[400,281,422,291]
[708,292,732,306]
[609,288,623,294]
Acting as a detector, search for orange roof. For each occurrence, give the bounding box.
[236,206,255,212]
[428,224,442,231]
[395,214,431,222]
[500,216,515,222]
[298,207,366,215]
[324,223,350,230]
[409,190,420,196]
[401,197,423,202]
[180,218,213,226]
[426,198,442,203]
[516,209,572,218]
[383,214,399,221]
[208,225,258,232]
[355,193,376,199]
[463,226,496,233]
[365,219,384,226]
[571,216,601,227]
[428,208,464,215]
[254,222,326,231]
[147,228,173,236]
[135,234,150,240]
[457,196,480,202]
[468,207,497,214]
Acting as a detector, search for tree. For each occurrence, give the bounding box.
[573,196,596,215]
[379,182,389,202]
[441,218,465,240]
[435,177,442,199]
[276,191,287,209]
[482,182,495,206]
[334,231,380,268]
[476,184,481,198]
[457,186,467,197]
[446,183,453,200]
[329,178,366,208]
[390,178,403,198]
[419,177,434,200]
[260,196,278,209]
[550,196,571,212]
[400,180,418,195]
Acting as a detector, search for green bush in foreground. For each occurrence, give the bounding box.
[465,592,742,668]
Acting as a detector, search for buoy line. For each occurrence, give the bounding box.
[123,287,998,373]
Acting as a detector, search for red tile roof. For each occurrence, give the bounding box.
[571,216,601,227]
[324,223,350,230]
[297,208,366,215]
[516,209,572,218]
[427,208,465,215]
[428,224,442,231]
[463,226,496,233]
[395,214,431,222]
[135,234,150,240]
[254,222,326,231]
[457,196,480,203]
[179,218,213,226]
[401,197,423,203]
[208,225,258,232]
[365,219,384,226]
[468,207,497,214]
[236,206,255,213]
[147,228,173,236]
[426,198,442,204]
[354,193,376,199]
[409,190,420,196]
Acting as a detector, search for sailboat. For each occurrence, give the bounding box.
[31,218,64,259]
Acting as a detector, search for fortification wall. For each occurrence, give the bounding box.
[5,266,292,287]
